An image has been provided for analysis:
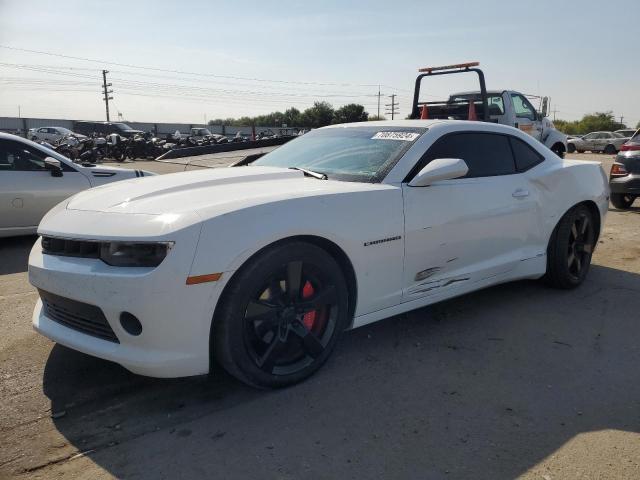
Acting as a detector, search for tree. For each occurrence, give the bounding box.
[333,104,368,124]
[301,101,335,128]
[368,115,386,121]
[554,111,626,135]
[636,120,640,129]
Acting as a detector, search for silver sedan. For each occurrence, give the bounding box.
[567,131,629,154]
[0,133,154,238]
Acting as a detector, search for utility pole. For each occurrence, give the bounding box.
[377,85,381,119]
[102,70,113,121]
[385,94,399,120]
[619,115,624,127]
[17,105,20,118]
[551,108,559,121]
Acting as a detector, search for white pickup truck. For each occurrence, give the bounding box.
[409,62,568,157]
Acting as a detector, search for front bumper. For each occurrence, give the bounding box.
[29,231,227,378]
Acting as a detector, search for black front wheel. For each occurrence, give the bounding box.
[544,205,596,289]
[213,242,349,388]
[567,143,576,153]
[610,193,635,209]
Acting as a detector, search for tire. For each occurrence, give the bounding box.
[544,205,596,289]
[604,144,617,155]
[213,241,349,388]
[551,144,565,158]
[576,149,585,154]
[610,193,635,209]
[567,143,576,153]
[31,136,38,141]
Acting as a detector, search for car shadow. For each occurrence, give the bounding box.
[0,235,37,275]
[609,204,640,214]
[40,264,640,479]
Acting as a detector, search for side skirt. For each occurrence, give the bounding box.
[351,254,546,329]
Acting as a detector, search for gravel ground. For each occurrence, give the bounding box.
[2,153,640,479]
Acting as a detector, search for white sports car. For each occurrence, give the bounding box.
[28,120,609,388]
[0,133,155,238]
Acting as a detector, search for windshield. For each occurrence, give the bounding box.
[112,123,133,130]
[252,126,427,182]
[57,127,74,134]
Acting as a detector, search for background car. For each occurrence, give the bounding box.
[27,126,85,143]
[28,121,608,389]
[73,121,144,138]
[567,131,628,154]
[0,133,155,238]
[615,129,637,138]
[609,129,640,209]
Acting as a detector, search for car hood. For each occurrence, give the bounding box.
[66,166,385,217]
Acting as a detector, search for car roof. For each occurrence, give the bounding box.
[322,119,537,137]
[450,90,506,96]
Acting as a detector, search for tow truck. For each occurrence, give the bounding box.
[409,62,567,157]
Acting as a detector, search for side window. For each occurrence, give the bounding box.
[38,128,47,133]
[510,94,536,121]
[509,137,544,172]
[0,140,47,171]
[415,132,516,179]
[487,95,505,115]
[583,133,596,140]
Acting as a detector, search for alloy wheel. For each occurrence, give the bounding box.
[242,261,339,376]
[567,213,594,279]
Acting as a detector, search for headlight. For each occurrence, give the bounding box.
[99,242,173,267]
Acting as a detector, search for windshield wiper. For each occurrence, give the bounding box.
[289,167,328,180]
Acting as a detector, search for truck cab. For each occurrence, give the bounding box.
[409,62,567,157]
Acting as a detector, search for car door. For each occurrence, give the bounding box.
[510,93,541,140]
[0,139,90,229]
[401,132,543,300]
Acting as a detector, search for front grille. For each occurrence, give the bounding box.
[39,290,119,343]
[42,236,100,259]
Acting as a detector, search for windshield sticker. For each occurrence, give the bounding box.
[371,131,420,141]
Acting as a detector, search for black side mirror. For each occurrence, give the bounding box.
[44,157,63,177]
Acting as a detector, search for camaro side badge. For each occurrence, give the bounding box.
[364,235,401,247]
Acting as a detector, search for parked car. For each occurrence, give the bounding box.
[28,120,608,388]
[614,129,636,138]
[73,121,144,138]
[27,126,85,143]
[609,129,640,209]
[0,133,155,238]
[567,131,628,154]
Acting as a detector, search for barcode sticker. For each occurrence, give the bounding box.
[371,131,420,141]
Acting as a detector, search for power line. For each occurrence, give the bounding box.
[0,44,405,91]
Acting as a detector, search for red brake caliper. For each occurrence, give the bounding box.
[302,281,316,330]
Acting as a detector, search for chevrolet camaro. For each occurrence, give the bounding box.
[28,120,609,388]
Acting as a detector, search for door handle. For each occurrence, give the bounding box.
[512,189,529,198]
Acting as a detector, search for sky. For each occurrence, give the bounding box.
[0,0,638,126]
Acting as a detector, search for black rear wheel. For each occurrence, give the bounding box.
[544,205,596,289]
[567,143,576,153]
[604,144,617,155]
[610,193,635,209]
[213,242,349,388]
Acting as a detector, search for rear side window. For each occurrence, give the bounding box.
[418,132,516,178]
[509,137,544,172]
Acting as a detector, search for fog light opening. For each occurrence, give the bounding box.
[120,312,142,336]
